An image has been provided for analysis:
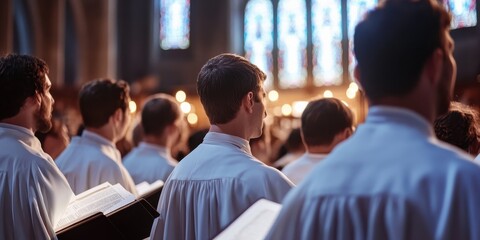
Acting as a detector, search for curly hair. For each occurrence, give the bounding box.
[434,102,480,152]
[0,54,49,120]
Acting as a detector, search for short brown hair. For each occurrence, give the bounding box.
[197,53,266,124]
[141,93,181,136]
[301,98,354,146]
[79,79,130,128]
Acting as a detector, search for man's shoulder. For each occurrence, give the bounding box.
[57,144,118,168]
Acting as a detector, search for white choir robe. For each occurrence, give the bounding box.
[150,132,294,240]
[0,123,73,239]
[273,152,304,168]
[282,152,327,184]
[267,106,480,240]
[123,142,177,184]
[56,130,137,195]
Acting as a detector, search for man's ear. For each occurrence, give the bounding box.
[243,92,255,114]
[112,108,124,124]
[425,48,444,86]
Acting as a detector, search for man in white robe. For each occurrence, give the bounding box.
[0,54,73,239]
[150,53,293,240]
[282,98,353,184]
[124,94,182,183]
[56,79,137,195]
[267,1,480,239]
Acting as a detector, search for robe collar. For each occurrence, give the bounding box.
[203,132,252,155]
[138,142,172,160]
[305,152,328,160]
[82,130,116,148]
[367,106,434,138]
[0,123,40,148]
[81,130,121,161]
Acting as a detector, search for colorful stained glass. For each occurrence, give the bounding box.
[347,0,377,80]
[277,0,307,88]
[160,0,190,50]
[244,0,274,89]
[312,0,343,86]
[443,0,477,29]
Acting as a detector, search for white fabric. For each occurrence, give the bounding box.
[56,130,137,195]
[282,152,327,184]
[273,152,304,168]
[123,142,177,184]
[0,123,73,239]
[150,132,294,240]
[475,153,480,162]
[267,106,480,239]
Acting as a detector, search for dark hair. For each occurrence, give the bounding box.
[197,53,266,124]
[142,93,181,136]
[187,128,209,152]
[301,98,354,146]
[354,0,451,101]
[284,128,305,152]
[79,78,130,128]
[0,54,49,120]
[434,102,480,152]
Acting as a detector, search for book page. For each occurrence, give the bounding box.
[136,180,164,196]
[135,181,150,196]
[213,199,282,240]
[55,182,135,231]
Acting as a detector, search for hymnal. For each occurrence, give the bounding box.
[214,199,281,240]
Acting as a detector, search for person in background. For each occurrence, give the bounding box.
[274,128,305,169]
[35,114,70,160]
[282,98,354,184]
[267,0,480,239]
[434,101,480,156]
[249,124,273,165]
[124,93,182,184]
[187,128,209,153]
[131,121,144,147]
[150,53,293,240]
[56,79,137,195]
[0,54,73,239]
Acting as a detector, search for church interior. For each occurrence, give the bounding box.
[1,0,479,146]
[2,0,480,238]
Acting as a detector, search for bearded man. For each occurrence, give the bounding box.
[0,54,73,239]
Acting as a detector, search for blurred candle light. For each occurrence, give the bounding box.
[349,82,359,92]
[187,113,198,125]
[292,101,308,118]
[180,102,192,113]
[175,90,187,103]
[268,90,279,102]
[281,104,292,116]
[129,101,137,114]
[346,88,357,99]
[323,90,333,98]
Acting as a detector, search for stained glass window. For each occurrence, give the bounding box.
[347,0,377,79]
[160,0,190,50]
[244,0,274,89]
[312,0,343,86]
[443,0,477,29]
[277,0,307,88]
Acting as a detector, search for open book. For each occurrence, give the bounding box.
[214,199,282,240]
[55,182,135,231]
[135,179,164,197]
